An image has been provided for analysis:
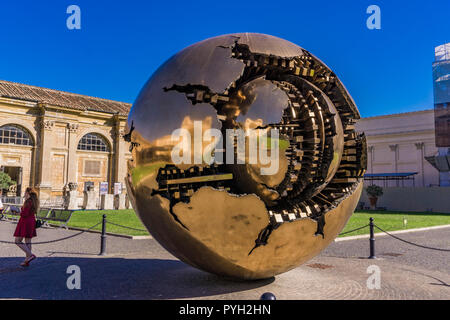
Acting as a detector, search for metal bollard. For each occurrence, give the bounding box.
[99,214,107,256]
[260,292,276,300]
[368,217,376,259]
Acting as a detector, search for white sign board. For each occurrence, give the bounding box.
[99,182,108,195]
[114,183,122,195]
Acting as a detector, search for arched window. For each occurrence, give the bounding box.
[77,133,110,152]
[0,124,34,146]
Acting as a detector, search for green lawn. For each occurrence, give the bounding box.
[66,210,450,237]
[339,211,450,237]
[4,209,449,237]
[43,210,149,236]
[67,210,149,236]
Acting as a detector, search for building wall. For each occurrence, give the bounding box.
[356,109,440,187]
[0,97,131,201]
[76,151,111,195]
[359,184,450,213]
[0,99,39,195]
[0,145,34,193]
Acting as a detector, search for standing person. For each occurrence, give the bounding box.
[0,196,3,221]
[14,187,38,267]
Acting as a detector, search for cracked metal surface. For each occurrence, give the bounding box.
[126,33,366,280]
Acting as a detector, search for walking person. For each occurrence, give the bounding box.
[14,187,38,267]
[0,196,4,221]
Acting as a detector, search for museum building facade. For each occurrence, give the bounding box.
[356,109,440,188]
[0,80,132,202]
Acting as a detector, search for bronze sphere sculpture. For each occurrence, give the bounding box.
[125,33,367,280]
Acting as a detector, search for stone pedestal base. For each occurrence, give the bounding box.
[114,194,126,210]
[37,185,52,202]
[83,191,97,210]
[125,194,130,209]
[65,190,79,210]
[101,194,114,210]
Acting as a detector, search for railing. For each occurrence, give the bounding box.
[1,196,22,205]
[2,196,66,208]
[40,197,65,209]
[1,216,448,257]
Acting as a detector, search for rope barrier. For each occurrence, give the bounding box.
[374,224,450,252]
[0,222,102,245]
[105,221,148,233]
[2,214,449,254]
[338,224,369,236]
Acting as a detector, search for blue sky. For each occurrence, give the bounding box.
[0,0,448,117]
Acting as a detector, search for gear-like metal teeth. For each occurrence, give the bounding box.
[269,205,313,224]
[154,164,234,204]
[299,50,360,122]
[162,40,365,229]
[272,79,341,208]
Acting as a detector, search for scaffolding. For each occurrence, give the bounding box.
[433,43,450,148]
[364,172,418,188]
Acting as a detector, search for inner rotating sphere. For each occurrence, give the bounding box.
[125,33,367,280]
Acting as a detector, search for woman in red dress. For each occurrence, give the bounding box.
[14,187,38,267]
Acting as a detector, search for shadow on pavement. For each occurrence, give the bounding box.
[0,257,274,300]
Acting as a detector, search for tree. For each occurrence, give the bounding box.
[0,172,16,195]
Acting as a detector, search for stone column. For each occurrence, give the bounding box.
[389,144,399,187]
[414,142,425,187]
[113,118,128,189]
[368,146,374,174]
[30,145,38,192]
[37,117,55,201]
[66,123,79,186]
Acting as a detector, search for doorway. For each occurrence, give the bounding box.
[1,166,22,196]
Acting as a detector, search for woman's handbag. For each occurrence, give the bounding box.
[35,219,43,229]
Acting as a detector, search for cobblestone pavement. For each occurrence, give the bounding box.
[325,228,450,273]
[0,220,449,300]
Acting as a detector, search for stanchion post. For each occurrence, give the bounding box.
[260,292,276,300]
[368,217,376,259]
[100,214,107,256]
